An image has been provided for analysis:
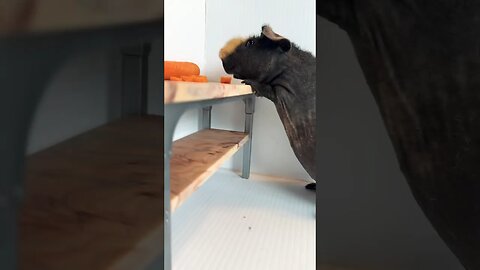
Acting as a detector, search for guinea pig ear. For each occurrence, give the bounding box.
[277,39,292,52]
[261,25,283,41]
[261,25,292,52]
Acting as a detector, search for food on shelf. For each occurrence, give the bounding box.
[164,61,200,80]
[220,76,232,84]
[182,75,208,82]
[170,76,183,81]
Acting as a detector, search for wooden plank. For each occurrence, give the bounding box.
[0,0,163,36]
[164,81,253,104]
[19,116,164,270]
[170,129,248,211]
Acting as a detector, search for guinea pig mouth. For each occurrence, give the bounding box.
[221,59,245,79]
[233,74,244,79]
[222,61,235,73]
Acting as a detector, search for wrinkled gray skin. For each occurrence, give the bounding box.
[221,25,316,188]
[319,1,480,269]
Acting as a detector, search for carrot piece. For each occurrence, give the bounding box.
[181,75,208,82]
[181,75,195,81]
[220,76,232,84]
[164,61,200,80]
[193,75,208,82]
[170,76,183,81]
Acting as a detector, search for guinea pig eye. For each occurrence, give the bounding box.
[245,40,255,47]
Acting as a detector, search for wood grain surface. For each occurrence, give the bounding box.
[0,0,163,35]
[19,116,164,270]
[164,81,253,104]
[170,129,248,211]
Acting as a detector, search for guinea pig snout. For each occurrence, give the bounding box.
[221,58,236,74]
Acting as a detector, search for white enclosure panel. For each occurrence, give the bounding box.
[164,0,206,70]
[164,0,206,140]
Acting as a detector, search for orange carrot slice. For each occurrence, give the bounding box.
[220,76,232,84]
[170,76,183,81]
[164,61,200,80]
[181,75,208,82]
[192,75,208,82]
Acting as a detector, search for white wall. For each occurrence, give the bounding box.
[164,0,206,140]
[205,0,316,180]
[164,0,206,70]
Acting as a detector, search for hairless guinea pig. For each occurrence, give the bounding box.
[219,25,316,190]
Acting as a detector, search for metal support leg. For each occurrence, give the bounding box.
[120,43,151,117]
[242,96,255,179]
[0,45,69,270]
[164,105,186,270]
[199,106,212,130]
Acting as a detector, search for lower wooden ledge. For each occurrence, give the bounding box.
[170,129,248,212]
[19,116,248,269]
[19,116,164,270]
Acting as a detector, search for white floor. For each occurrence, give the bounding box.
[172,169,316,270]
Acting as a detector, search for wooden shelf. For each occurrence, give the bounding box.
[20,116,164,270]
[0,0,163,36]
[170,129,248,212]
[164,81,253,104]
[19,116,247,268]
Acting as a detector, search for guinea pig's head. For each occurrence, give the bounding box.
[219,25,291,82]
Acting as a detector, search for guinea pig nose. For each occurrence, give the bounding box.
[222,60,235,72]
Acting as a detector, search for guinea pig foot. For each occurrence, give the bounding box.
[305,183,316,191]
[242,81,260,96]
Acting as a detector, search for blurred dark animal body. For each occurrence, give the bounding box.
[318,1,480,269]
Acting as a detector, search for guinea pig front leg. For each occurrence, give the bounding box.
[242,80,277,102]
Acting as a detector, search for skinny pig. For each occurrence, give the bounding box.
[219,25,316,190]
